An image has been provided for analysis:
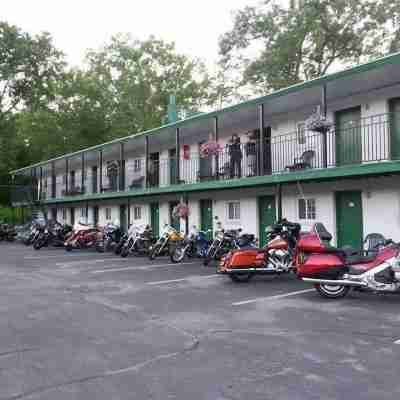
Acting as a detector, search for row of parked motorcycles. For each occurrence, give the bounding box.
[218,219,400,299]
[20,219,123,252]
[114,223,256,264]
[17,216,400,300]
[20,218,258,266]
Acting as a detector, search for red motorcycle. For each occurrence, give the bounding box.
[64,222,103,252]
[296,223,400,298]
[218,219,302,282]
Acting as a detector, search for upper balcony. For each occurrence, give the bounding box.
[12,110,400,206]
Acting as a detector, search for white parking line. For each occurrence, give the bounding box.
[91,262,198,274]
[55,257,132,267]
[147,275,217,286]
[394,339,400,344]
[24,253,109,260]
[232,289,315,306]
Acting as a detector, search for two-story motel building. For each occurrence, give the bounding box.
[11,52,400,249]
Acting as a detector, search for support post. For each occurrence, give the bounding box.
[184,194,189,235]
[98,150,103,193]
[51,162,56,198]
[39,166,43,201]
[119,142,125,191]
[85,201,89,223]
[321,84,328,168]
[145,136,149,188]
[127,198,131,227]
[65,159,69,195]
[175,128,180,184]
[276,183,282,221]
[81,153,85,192]
[258,103,265,176]
[214,116,219,178]
[31,167,37,203]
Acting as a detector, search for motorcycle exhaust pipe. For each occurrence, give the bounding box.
[302,278,368,287]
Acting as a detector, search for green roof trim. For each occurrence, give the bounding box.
[11,51,400,174]
[41,160,400,205]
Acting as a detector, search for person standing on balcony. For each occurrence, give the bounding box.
[106,160,119,191]
[245,130,257,176]
[228,134,243,178]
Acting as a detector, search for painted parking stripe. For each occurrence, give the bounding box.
[55,257,133,267]
[147,275,217,286]
[91,262,198,274]
[394,339,400,344]
[232,289,315,306]
[24,253,113,260]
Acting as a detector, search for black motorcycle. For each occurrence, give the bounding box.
[0,223,17,242]
[24,220,46,246]
[33,221,72,250]
[203,228,256,266]
[97,223,123,252]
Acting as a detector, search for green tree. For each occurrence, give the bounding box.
[219,0,400,95]
[0,21,65,203]
[85,35,212,138]
[0,21,65,118]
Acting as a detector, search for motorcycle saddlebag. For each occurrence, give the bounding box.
[229,249,263,268]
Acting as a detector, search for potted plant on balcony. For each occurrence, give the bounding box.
[199,138,222,158]
[172,202,190,219]
[306,107,332,133]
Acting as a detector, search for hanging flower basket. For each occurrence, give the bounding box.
[199,141,222,158]
[306,111,333,133]
[172,203,190,219]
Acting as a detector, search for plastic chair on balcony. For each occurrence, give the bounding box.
[363,233,386,256]
[129,176,145,190]
[286,150,315,171]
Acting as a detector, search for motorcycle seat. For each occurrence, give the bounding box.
[344,253,376,266]
[326,245,376,265]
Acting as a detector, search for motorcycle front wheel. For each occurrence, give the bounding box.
[33,239,45,250]
[95,241,105,253]
[170,246,186,263]
[120,245,130,258]
[114,242,124,255]
[149,244,161,260]
[314,283,350,299]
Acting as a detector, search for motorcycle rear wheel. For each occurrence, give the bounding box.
[65,244,73,252]
[315,283,350,299]
[229,273,253,283]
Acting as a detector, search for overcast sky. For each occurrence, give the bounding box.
[1,0,277,69]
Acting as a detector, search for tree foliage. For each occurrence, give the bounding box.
[84,35,211,138]
[219,0,400,95]
[0,24,213,205]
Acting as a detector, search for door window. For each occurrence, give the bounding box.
[134,206,141,220]
[227,201,240,221]
[298,198,316,220]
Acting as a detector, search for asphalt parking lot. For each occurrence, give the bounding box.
[1,244,400,399]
